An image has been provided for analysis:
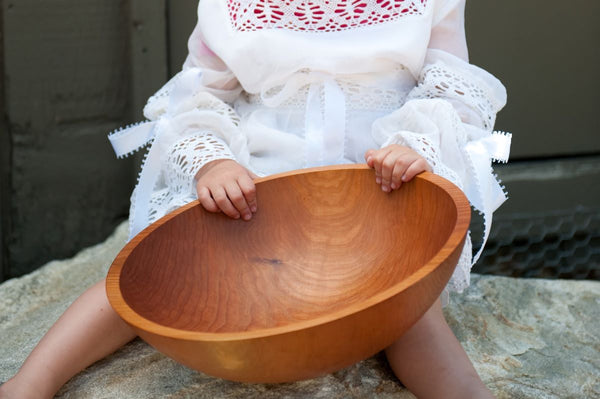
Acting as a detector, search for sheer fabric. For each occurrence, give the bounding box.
[108,0,510,294]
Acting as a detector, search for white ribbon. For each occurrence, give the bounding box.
[108,122,155,159]
[108,118,162,239]
[464,131,512,264]
[108,68,206,158]
[321,79,347,165]
[128,121,165,239]
[261,72,346,166]
[107,68,206,239]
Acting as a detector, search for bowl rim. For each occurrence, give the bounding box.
[106,164,471,342]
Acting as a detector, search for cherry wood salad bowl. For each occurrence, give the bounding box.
[106,165,470,383]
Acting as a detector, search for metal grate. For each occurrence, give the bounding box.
[471,207,599,280]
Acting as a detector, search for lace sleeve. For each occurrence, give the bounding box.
[407,49,507,132]
[371,2,511,294]
[371,58,510,294]
[109,23,248,240]
[141,132,236,226]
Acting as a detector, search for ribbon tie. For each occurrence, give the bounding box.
[108,68,205,239]
[260,71,347,166]
[465,131,512,264]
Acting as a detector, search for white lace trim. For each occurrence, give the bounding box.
[381,128,473,293]
[138,133,236,226]
[374,53,510,293]
[109,67,245,240]
[126,122,240,239]
[383,130,463,189]
[407,60,503,132]
[227,0,428,32]
[450,233,472,293]
[402,52,510,292]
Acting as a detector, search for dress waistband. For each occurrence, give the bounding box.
[243,69,411,167]
[245,69,409,112]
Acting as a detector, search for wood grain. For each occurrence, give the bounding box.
[106,165,470,382]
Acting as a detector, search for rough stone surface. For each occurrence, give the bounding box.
[1,221,599,398]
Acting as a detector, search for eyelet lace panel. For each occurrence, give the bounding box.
[165,133,235,194]
[383,130,463,188]
[227,0,428,32]
[450,234,472,293]
[130,132,236,229]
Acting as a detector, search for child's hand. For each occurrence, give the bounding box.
[195,159,258,220]
[364,144,432,192]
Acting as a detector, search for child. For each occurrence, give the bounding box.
[1,0,511,397]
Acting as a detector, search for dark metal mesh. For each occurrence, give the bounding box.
[471,207,599,280]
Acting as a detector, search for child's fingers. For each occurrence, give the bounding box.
[237,174,258,214]
[369,148,392,184]
[402,159,431,182]
[212,186,241,219]
[390,160,408,190]
[224,182,253,220]
[380,153,406,192]
[379,156,394,192]
[364,149,375,167]
[197,186,220,213]
[365,146,430,191]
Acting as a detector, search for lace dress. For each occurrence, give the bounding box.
[109,0,511,295]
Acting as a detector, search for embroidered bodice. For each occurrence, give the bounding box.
[227,0,428,32]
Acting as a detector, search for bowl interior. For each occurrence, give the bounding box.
[118,168,458,334]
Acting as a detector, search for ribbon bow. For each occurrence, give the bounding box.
[108,69,205,239]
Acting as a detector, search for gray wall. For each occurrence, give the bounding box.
[464,2,599,278]
[467,1,600,158]
[1,1,599,280]
[0,0,168,279]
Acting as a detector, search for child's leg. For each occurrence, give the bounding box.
[385,299,494,399]
[0,279,136,399]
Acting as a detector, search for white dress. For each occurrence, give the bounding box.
[109,0,511,295]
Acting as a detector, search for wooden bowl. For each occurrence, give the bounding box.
[106,165,470,383]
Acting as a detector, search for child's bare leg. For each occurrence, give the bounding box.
[385,299,494,399]
[0,279,136,399]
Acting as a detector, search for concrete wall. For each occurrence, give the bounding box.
[0,1,9,280]
[464,2,600,278]
[467,1,600,158]
[0,0,167,279]
[1,1,599,280]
